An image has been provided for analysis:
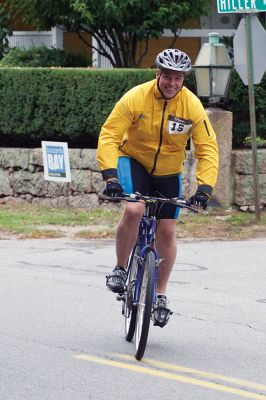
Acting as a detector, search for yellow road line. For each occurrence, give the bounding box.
[114,353,266,392]
[75,354,266,400]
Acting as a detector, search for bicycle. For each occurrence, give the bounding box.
[113,192,198,361]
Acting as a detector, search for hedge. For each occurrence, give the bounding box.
[0,67,265,148]
[0,47,90,68]
[0,68,184,147]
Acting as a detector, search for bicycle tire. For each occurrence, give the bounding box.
[135,250,156,361]
[124,245,140,342]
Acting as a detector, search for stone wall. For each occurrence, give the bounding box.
[0,147,265,209]
[206,108,233,208]
[0,148,102,208]
[232,149,266,208]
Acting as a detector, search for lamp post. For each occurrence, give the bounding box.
[193,33,234,210]
[193,33,233,104]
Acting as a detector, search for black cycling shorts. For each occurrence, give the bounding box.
[117,156,182,219]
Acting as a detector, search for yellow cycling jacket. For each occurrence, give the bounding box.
[97,79,219,190]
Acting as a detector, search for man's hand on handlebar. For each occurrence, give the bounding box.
[105,180,123,198]
[189,190,210,210]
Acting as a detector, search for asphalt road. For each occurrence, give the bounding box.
[0,238,266,400]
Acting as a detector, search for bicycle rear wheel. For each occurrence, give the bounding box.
[124,245,140,342]
[135,250,156,361]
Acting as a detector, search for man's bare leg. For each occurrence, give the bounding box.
[115,202,145,268]
[155,219,177,294]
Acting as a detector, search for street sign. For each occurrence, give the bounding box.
[217,0,266,13]
[42,141,71,182]
[233,16,266,85]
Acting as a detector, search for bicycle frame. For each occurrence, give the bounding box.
[123,192,198,308]
[130,202,161,308]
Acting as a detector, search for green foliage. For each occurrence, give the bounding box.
[227,70,266,148]
[3,0,210,67]
[3,0,73,29]
[0,46,90,67]
[0,5,12,59]
[244,136,266,147]
[0,68,158,147]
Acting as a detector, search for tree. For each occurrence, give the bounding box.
[0,4,12,59]
[3,0,210,67]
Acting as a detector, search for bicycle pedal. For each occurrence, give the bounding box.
[151,306,172,328]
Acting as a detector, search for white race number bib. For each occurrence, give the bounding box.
[167,115,192,134]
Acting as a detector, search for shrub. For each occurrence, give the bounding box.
[0,46,90,68]
[227,70,266,148]
[0,68,157,147]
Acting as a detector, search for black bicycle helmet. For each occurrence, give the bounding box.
[155,49,191,72]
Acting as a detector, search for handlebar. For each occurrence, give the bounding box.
[110,192,199,213]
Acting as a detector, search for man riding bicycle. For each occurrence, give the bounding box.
[97,48,219,327]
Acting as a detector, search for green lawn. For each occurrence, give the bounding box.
[0,203,265,240]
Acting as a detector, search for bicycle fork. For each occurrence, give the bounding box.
[134,249,163,308]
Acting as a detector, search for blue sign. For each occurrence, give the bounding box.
[46,145,66,177]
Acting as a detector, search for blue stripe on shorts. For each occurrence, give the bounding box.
[117,157,133,194]
[174,173,182,219]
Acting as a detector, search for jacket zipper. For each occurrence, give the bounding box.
[150,100,167,175]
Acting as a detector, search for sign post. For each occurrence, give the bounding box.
[217,0,266,220]
[244,14,261,221]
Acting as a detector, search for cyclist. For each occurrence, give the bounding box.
[97,48,219,327]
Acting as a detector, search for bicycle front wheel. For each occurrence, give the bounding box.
[124,245,140,342]
[135,250,156,361]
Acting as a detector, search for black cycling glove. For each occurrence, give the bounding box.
[105,180,123,198]
[189,190,210,209]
